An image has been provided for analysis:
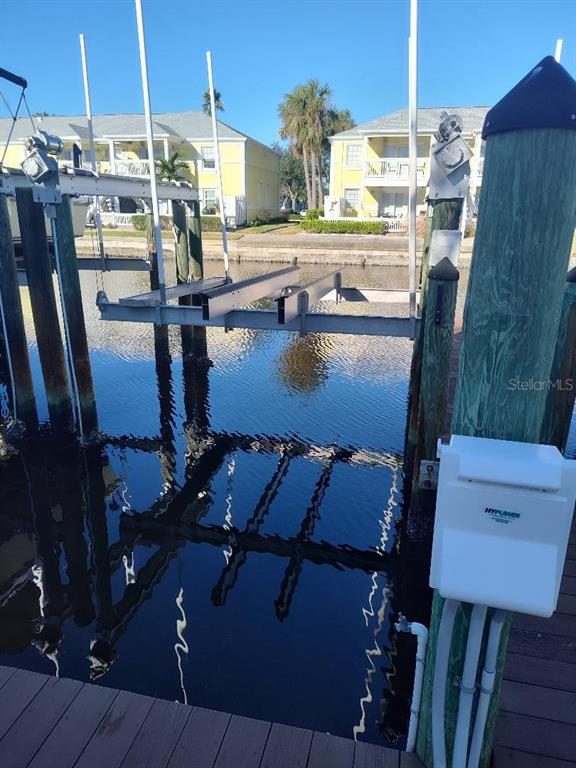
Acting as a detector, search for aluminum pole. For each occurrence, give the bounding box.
[408,0,418,325]
[79,33,106,270]
[206,50,230,278]
[134,0,166,303]
[555,38,563,63]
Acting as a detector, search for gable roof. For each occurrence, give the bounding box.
[331,106,491,139]
[0,110,275,148]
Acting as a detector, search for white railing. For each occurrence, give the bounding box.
[385,218,408,234]
[111,159,151,177]
[365,157,428,180]
[99,212,140,227]
[476,157,484,177]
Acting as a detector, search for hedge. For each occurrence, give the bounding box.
[300,218,389,235]
[305,208,323,219]
[132,214,172,231]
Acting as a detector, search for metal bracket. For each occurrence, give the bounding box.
[418,460,439,489]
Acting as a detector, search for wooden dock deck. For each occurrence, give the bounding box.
[448,331,576,768]
[0,665,421,768]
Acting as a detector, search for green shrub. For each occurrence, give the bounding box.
[305,208,323,219]
[342,208,358,218]
[248,215,287,227]
[201,216,222,232]
[300,218,388,235]
[131,214,172,231]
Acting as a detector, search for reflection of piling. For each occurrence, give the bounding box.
[16,189,73,432]
[172,200,210,436]
[54,196,98,435]
[0,196,38,429]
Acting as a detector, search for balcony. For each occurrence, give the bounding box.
[364,157,428,186]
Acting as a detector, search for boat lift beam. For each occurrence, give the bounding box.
[119,276,227,306]
[277,270,342,325]
[98,297,419,338]
[0,168,199,202]
[201,266,299,320]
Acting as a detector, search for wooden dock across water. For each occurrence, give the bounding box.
[0,664,422,768]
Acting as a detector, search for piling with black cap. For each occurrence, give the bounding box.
[417,56,576,767]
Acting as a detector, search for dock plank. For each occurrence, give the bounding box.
[353,740,400,767]
[493,747,576,767]
[507,627,576,664]
[213,714,271,768]
[513,612,576,637]
[260,722,313,768]
[167,706,231,768]
[557,593,576,615]
[0,675,82,768]
[500,680,576,725]
[0,667,15,689]
[504,654,576,692]
[496,712,576,763]
[560,575,576,595]
[307,732,355,768]
[400,755,422,768]
[75,689,153,768]
[28,682,118,768]
[0,669,48,740]
[121,697,191,768]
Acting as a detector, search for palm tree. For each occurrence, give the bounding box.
[155,152,188,181]
[279,86,313,208]
[202,89,224,116]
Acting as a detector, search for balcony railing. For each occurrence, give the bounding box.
[365,157,428,181]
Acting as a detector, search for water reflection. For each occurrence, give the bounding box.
[0,259,423,745]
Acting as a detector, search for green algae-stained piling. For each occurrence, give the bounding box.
[540,267,576,452]
[0,195,38,430]
[417,56,576,768]
[54,196,98,435]
[409,258,459,531]
[187,198,203,281]
[16,188,74,433]
[404,198,463,509]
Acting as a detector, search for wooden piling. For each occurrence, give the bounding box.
[0,195,38,429]
[16,189,74,433]
[540,267,576,452]
[417,57,576,768]
[54,195,99,435]
[404,198,463,507]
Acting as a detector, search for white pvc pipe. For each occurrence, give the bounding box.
[134,0,166,303]
[467,610,508,768]
[555,38,563,63]
[206,51,229,279]
[432,599,459,768]
[453,604,488,767]
[395,615,428,752]
[408,0,418,325]
[79,33,106,270]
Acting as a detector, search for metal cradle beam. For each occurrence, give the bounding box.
[277,270,342,325]
[98,298,419,338]
[0,168,199,201]
[201,266,299,320]
[119,276,227,306]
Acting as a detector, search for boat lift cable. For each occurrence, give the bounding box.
[50,216,85,440]
[0,89,24,168]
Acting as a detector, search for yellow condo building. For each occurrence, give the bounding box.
[0,111,280,226]
[328,106,489,228]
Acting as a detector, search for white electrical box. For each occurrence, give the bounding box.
[430,435,576,617]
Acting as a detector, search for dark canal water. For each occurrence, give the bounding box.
[0,260,437,747]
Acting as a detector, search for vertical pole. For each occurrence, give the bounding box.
[79,33,106,269]
[206,50,230,279]
[555,38,563,63]
[134,0,166,303]
[16,189,73,433]
[540,267,576,452]
[0,195,38,429]
[408,0,418,324]
[417,57,576,768]
[53,195,99,435]
[187,198,204,281]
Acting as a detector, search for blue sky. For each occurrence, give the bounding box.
[1,0,574,145]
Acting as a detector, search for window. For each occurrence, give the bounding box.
[343,188,360,210]
[346,144,362,167]
[201,146,215,170]
[202,188,218,211]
